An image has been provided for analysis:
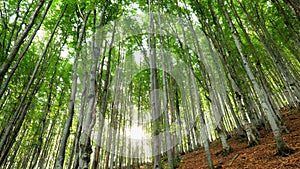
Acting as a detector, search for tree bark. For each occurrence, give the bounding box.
[55,9,91,169]
[0,0,46,86]
[220,0,293,156]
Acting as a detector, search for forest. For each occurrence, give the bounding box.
[0,0,299,168]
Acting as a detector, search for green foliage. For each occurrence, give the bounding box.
[0,0,299,168]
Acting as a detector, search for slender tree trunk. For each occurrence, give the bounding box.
[0,4,62,163]
[159,24,174,169]
[148,5,162,168]
[284,0,300,21]
[0,0,46,86]
[6,125,27,169]
[78,10,102,169]
[90,4,108,169]
[0,0,52,100]
[55,10,91,169]
[91,42,110,169]
[220,0,294,156]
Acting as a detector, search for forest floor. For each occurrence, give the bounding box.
[178,107,300,169]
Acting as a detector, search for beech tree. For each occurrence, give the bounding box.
[0,0,299,168]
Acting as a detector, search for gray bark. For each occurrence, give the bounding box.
[55,10,91,169]
[220,0,293,155]
[0,0,46,85]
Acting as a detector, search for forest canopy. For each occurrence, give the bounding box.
[0,0,299,169]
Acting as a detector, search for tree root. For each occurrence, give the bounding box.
[275,147,295,157]
[215,147,233,157]
[246,139,260,148]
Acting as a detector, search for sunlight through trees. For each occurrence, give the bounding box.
[0,0,299,168]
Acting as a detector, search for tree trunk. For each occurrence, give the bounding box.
[0,0,52,100]
[0,0,46,86]
[55,10,91,169]
[148,4,162,168]
[220,0,294,156]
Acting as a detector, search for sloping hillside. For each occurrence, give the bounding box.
[178,107,300,169]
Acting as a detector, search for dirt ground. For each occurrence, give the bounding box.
[178,107,300,169]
